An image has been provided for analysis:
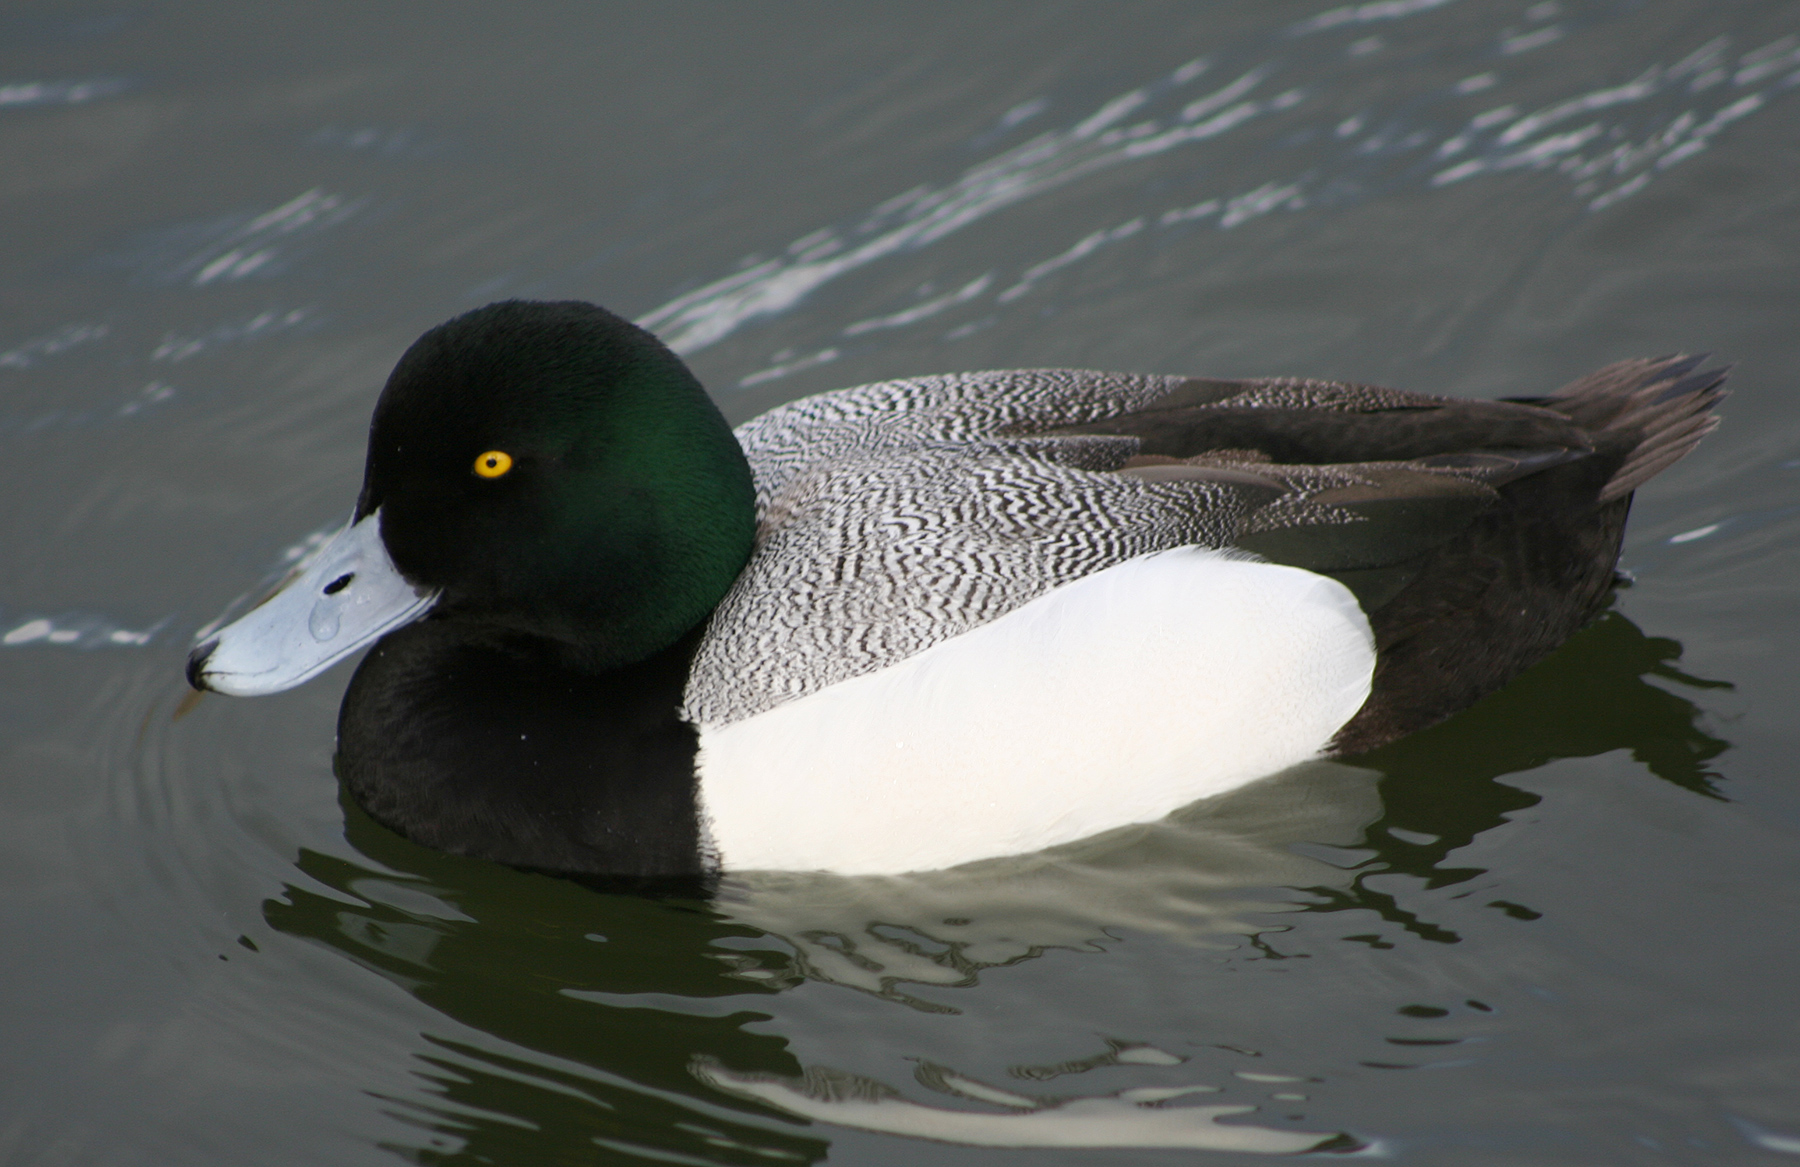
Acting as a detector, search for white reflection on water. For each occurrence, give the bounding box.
[639,11,1799,372]
[842,274,993,336]
[1289,0,1463,35]
[638,56,1263,356]
[149,307,316,363]
[712,760,1380,999]
[0,323,108,369]
[156,189,364,288]
[736,346,840,389]
[998,222,1143,303]
[1,612,166,648]
[675,762,1383,1150]
[696,1059,1340,1153]
[0,77,130,108]
[0,318,178,431]
[1431,35,1798,205]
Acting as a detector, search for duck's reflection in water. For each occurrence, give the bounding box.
[1300,608,1732,942]
[261,608,1726,1161]
[694,760,1382,1153]
[714,757,1381,1002]
[692,760,1374,1152]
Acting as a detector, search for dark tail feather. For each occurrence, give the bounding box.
[1537,354,1729,503]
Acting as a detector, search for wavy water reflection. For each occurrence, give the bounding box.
[226,607,1733,1159]
[1299,608,1731,947]
[262,810,825,1165]
[712,760,1383,1007]
[261,774,1372,1157]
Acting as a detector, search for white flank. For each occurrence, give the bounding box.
[697,549,1375,874]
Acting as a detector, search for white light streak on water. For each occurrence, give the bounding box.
[150,308,315,363]
[1501,25,1566,55]
[843,275,994,336]
[2,614,166,648]
[0,77,130,108]
[0,324,109,369]
[634,14,1796,368]
[172,190,363,287]
[999,222,1143,303]
[1669,524,1721,544]
[694,1062,1339,1153]
[1290,0,1463,37]
[738,347,841,389]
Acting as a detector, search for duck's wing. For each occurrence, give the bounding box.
[733,369,1200,510]
[1050,355,1724,578]
[1041,378,1603,608]
[1044,355,1726,753]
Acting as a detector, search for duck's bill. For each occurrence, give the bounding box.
[187,510,439,696]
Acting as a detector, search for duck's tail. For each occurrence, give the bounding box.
[1520,354,1729,503]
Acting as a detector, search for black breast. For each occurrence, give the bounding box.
[335,620,706,879]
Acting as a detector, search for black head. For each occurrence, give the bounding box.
[357,300,756,669]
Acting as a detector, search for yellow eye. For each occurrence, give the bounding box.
[473,450,513,478]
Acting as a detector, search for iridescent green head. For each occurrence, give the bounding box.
[356,300,755,668]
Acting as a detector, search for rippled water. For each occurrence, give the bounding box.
[4,1,1799,1163]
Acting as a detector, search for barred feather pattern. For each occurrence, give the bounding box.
[1198,379,1430,413]
[681,369,1404,727]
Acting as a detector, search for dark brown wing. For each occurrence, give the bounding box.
[1041,356,1728,753]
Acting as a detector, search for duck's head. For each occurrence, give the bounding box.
[188,300,756,695]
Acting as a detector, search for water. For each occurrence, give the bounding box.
[4,1,1799,1162]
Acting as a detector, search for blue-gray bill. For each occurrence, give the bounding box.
[186,511,438,696]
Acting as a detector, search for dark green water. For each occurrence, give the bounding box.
[4,2,1799,1163]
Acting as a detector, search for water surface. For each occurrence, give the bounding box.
[4,2,1799,1163]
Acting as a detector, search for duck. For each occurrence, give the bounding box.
[186,299,1725,878]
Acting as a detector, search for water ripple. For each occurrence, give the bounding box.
[0,77,131,109]
[0,323,108,369]
[0,611,167,648]
[638,10,1798,379]
[149,307,317,363]
[119,189,365,287]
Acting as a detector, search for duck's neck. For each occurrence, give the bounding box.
[335,619,709,877]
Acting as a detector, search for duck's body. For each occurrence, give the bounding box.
[189,301,1725,878]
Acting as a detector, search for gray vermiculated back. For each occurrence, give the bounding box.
[682,369,1397,727]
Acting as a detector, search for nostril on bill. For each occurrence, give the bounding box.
[323,573,354,595]
[186,638,218,691]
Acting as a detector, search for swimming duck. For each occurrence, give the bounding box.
[186,300,1724,878]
